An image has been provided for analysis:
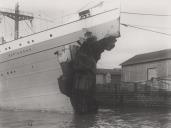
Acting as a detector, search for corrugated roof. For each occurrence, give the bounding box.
[121,49,171,66]
[96,68,121,75]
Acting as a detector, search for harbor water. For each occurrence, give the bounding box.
[0,107,171,128]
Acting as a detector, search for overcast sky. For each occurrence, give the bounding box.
[0,0,171,69]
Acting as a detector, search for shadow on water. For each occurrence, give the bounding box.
[70,107,171,128]
[0,107,171,128]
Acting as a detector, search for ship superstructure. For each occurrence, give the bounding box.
[0,1,120,111]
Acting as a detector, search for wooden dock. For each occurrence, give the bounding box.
[95,78,171,108]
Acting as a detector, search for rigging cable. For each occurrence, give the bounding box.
[78,0,103,12]
[122,24,171,30]
[24,20,33,33]
[121,23,171,37]
[0,16,3,36]
[3,15,6,37]
[23,21,30,35]
[121,11,171,17]
[7,18,14,38]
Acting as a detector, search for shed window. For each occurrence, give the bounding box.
[147,67,157,80]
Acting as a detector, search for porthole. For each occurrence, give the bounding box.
[50,34,53,37]
[32,40,34,42]
[19,43,22,46]
[27,41,30,44]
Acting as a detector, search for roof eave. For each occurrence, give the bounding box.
[121,58,171,67]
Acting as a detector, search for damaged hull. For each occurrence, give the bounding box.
[0,8,120,111]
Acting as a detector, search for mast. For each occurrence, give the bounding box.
[0,3,34,40]
[14,3,19,40]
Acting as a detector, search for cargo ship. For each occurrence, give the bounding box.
[0,1,120,112]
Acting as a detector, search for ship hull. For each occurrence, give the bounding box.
[0,44,73,112]
[0,9,120,112]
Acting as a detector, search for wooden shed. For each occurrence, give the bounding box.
[121,49,171,82]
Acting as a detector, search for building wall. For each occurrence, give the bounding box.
[122,60,168,82]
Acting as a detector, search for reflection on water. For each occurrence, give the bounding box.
[0,107,171,128]
[69,107,171,128]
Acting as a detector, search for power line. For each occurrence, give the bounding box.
[121,11,171,17]
[121,23,171,36]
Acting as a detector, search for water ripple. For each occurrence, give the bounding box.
[0,107,171,128]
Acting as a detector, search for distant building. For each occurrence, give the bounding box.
[96,68,121,85]
[121,49,171,82]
